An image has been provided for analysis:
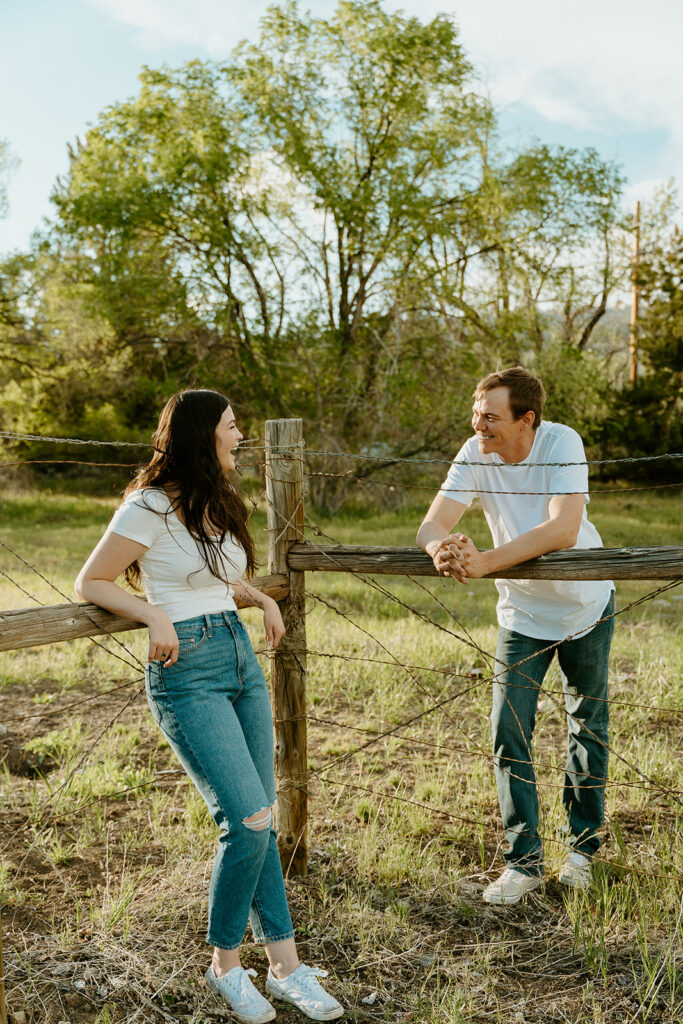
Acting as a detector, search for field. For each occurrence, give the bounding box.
[0,482,681,1023]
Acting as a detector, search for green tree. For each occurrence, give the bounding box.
[35,2,625,494]
[53,61,290,424]
[603,225,683,467]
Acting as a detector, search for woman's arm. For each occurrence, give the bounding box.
[232,579,286,649]
[75,532,180,665]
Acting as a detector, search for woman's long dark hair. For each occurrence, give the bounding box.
[124,390,255,589]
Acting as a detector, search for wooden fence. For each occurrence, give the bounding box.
[1,418,682,879]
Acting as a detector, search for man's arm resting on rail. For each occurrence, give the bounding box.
[417,495,469,583]
[456,493,585,578]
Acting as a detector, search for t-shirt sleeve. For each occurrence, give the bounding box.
[546,428,590,502]
[108,491,168,548]
[438,442,477,506]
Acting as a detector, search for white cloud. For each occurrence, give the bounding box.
[624,178,674,205]
[88,0,338,56]
[90,0,683,152]
[88,0,264,55]
[402,0,683,143]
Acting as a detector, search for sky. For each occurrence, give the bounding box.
[1,0,682,254]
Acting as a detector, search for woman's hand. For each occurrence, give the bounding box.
[147,611,180,666]
[263,598,286,649]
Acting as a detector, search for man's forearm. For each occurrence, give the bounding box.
[417,520,450,555]
[471,516,579,576]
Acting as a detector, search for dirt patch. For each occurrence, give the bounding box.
[1,678,680,1024]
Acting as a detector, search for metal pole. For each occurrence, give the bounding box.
[629,199,641,385]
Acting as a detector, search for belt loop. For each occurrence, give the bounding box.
[204,613,213,637]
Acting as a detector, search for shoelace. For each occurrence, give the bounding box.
[231,967,259,999]
[499,868,524,882]
[295,966,329,991]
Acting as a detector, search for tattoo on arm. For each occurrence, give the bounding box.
[235,580,265,609]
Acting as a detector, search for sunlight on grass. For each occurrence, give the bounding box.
[0,485,681,1023]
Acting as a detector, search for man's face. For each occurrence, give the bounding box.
[471,386,533,461]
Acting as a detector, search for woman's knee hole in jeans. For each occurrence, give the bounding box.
[242,806,272,831]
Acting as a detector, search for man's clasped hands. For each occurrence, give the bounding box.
[428,534,490,584]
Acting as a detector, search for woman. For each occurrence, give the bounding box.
[75,390,343,1024]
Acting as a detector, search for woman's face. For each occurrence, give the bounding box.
[215,405,243,473]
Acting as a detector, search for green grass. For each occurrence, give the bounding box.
[0,483,681,1023]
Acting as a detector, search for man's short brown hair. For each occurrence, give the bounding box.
[474,366,546,430]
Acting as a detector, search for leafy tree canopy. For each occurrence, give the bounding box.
[1,2,639,497]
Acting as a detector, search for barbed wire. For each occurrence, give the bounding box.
[0,430,262,449]
[0,457,265,472]
[309,776,683,884]
[1,684,145,861]
[295,512,683,808]
[315,577,683,805]
[305,470,683,496]
[302,446,683,469]
[296,711,680,795]
[263,491,677,887]
[1,427,681,470]
[304,580,683,805]
[1,520,675,859]
[0,459,140,469]
[2,768,185,839]
[298,647,682,716]
[2,484,680,820]
[0,677,143,725]
[0,430,153,447]
[0,543,157,862]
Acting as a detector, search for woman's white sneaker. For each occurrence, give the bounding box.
[205,965,276,1023]
[266,963,344,1021]
[482,867,542,905]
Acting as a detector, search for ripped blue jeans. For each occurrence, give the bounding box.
[145,610,294,950]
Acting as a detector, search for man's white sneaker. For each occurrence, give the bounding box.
[266,963,344,1021]
[482,867,542,905]
[205,965,276,1024]
[559,850,593,889]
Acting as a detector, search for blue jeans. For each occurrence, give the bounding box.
[491,594,615,876]
[145,610,294,950]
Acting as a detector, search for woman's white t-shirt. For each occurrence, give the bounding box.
[107,488,247,622]
[439,421,614,641]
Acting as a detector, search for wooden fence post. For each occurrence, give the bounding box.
[265,419,308,876]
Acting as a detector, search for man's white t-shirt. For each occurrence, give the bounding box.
[439,421,614,641]
[107,488,247,622]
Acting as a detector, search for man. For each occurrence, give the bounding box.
[417,366,614,905]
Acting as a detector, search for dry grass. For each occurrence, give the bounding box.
[0,486,681,1023]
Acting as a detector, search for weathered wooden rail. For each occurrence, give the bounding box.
[288,544,683,580]
[4,547,679,655]
[0,575,288,652]
[1,418,681,882]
